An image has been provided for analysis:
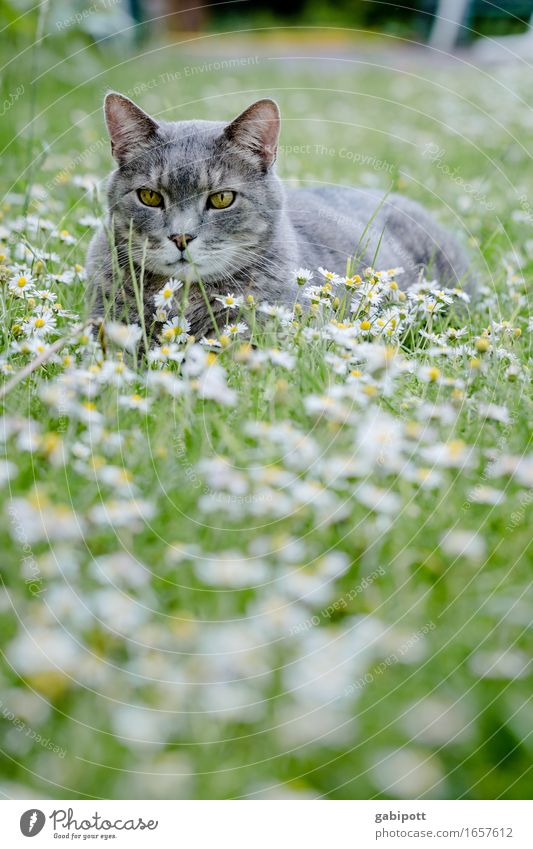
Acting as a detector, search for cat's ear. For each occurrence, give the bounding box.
[224,99,280,169]
[104,92,159,163]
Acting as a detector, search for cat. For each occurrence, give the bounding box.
[86,92,471,340]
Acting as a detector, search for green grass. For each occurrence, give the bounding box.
[0,28,531,800]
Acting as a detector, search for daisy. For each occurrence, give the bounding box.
[291,267,313,286]
[344,274,362,290]
[51,270,78,285]
[119,393,151,413]
[266,348,295,369]
[34,288,58,303]
[258,304,293,321]
[318,267,343,285]
[419,365,442,383]
[96,465,136,495]
[106,322,142,352]
[145,370,186,397]
[8,273,35,297]
[23,308,57,336]
[153,307,169,323]
[214,293,243,309]
[448,287,470,303]
[148,343,185,365]
[57,228,76,244]
[88,498,155,529]
[421,298,445,315]
[98,359,136,387]
[223,322,248,337]
[355,318,374,337]
[302,285,332,306]
[79,215,99,228]
[422,439,474,469]
[200,336,222,348]
[363,287,384,306]
[153,278,182,309]
[446,326,468,340]
[160,315,190,343]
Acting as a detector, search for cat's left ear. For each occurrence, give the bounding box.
[224,99,280,169]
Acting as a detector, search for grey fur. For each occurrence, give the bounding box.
[87,93,471,339]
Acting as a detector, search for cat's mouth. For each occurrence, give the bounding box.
[164,257,190,268]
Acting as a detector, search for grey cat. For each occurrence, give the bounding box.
[87,93,471,339]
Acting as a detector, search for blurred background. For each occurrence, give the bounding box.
[2,0,533,53]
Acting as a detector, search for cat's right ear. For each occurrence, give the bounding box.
[104,92,159,163]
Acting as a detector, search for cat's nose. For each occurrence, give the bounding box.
[169,233,196,252]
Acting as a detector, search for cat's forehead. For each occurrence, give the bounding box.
[158,119,225,156]
[149,119,241,191]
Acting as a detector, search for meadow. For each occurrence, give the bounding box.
[0,26,531,799]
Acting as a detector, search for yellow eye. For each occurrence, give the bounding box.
[208,190,235,210]
[138,188,163,207]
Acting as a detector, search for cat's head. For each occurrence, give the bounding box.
[104,92,282,282]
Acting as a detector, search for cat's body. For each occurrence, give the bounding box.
[87,95,471,339]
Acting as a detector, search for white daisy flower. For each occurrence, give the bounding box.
[214,293,243,309]
[160,315,191,343]
[291,267,313,286]
[318,267,342,284]
[23,309,57,336]
[153,278,182,309]
[8,273,35,297]
[223,322,248,336]
[148,343,185,365]
[106,322,143,352]
[119,393,151,413]
[57,228,76,244]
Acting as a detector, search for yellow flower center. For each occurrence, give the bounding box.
[448,439,465,458]
[34,318,46,328]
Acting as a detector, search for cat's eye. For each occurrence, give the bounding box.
[208,190,235,210]
[138,188,164,208]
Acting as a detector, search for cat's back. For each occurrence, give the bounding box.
[285,185,470,286]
